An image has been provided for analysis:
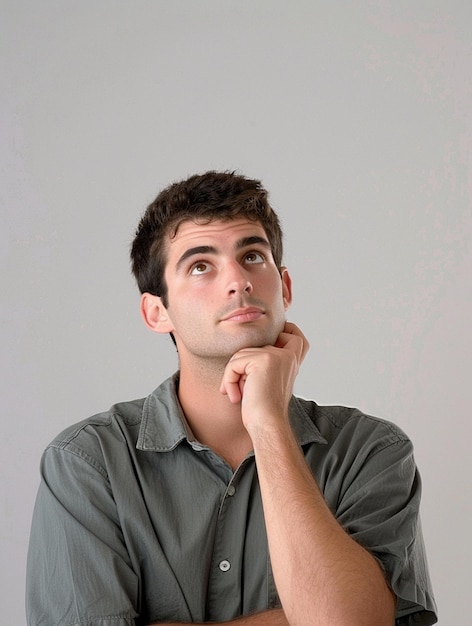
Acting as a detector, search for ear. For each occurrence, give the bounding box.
[140,293,174,334]
[280,267,293,310]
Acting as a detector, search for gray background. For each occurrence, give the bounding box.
[1,2,471,624]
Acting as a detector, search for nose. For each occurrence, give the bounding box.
[225,261,253,295]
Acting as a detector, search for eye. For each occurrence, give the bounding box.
[244,251,265,264]
[190,261,211,275]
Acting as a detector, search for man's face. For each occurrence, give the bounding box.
[160,218,292,365]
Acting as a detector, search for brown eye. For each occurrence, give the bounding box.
[245,251,264,264]
[190,262,211,275]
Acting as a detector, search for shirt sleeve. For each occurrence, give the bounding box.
[26,442,139,626]
[331,423,437,625]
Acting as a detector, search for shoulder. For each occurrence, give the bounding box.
[52,396,145,442]
[292,396,413,459]
[41,375,181,475]
[43,396,146,472]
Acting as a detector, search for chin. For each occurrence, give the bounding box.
[230,326,280,351]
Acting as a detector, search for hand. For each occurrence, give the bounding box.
[219,322,309,434]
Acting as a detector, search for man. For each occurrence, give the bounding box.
[26,171,437,625]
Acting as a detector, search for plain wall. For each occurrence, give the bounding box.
[2,2,471,624]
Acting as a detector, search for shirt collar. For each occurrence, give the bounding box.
[137,373,190,451]
[137,372,327,452]
[288,395,328,446]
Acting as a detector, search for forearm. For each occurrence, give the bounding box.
[253,424,395,626]
[149,608,288,625]
[222,324,395,624]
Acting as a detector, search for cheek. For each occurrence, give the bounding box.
[266,275,286,301]
[169,297,208,329]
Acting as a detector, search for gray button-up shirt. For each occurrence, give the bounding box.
[26,374,437,625]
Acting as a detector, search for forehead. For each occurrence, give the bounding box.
[167,217,268,251]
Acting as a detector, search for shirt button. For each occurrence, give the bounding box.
[219,559,231,572]
[227,485,236,496]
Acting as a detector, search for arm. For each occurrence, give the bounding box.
[28,438,288,626]
[26,445,140,625]
[220,322,396,626]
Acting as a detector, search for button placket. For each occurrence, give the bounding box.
[206,462,255,620]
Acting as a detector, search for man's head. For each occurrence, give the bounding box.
[130,171,283,307]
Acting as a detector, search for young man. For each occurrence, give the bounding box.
[26,171,437,625]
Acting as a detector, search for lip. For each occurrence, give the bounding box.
[221,307,265,323]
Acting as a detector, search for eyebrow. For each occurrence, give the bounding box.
[175,236,271,271]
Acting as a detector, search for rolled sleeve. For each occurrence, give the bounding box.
[335,435,437,624]
[299,400,438,625]
[26,444,139,626]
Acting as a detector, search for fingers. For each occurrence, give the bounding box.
[221,380,243,404]
[219,355,248,403]
[275,322,310,364]
[220,322,309,405]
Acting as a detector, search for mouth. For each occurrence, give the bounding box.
[221,307,265,323]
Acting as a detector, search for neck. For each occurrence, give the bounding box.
[177,358,253,469]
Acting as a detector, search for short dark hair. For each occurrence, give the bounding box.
[130,170,283,307]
